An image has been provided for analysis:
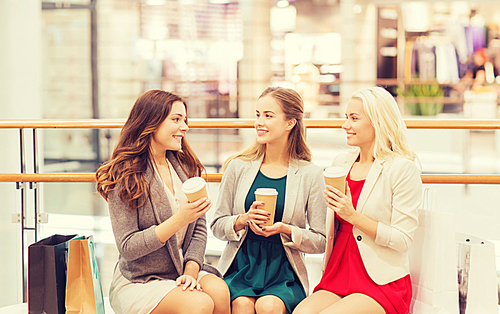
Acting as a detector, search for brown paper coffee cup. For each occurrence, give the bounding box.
[254,188,278,227]
[324,167,346,194]
[182,177,208,203]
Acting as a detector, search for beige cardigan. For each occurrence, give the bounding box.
[323,150,422,285]
[210,156,327,294]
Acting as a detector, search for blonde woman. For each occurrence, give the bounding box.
[211,87,327,314]
[294,87,422,314]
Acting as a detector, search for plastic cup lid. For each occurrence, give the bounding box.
[182,177,206,194]
[324,166,346,178]
[254,188,278,196]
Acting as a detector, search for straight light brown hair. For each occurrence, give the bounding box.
[223,87,311,169]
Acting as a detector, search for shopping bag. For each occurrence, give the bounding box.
[409,189,459,314]
[65,235,105,314]
[456,233,498,314]
[28,234,78,314]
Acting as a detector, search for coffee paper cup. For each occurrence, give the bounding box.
[254,188,278,227]
[324,166,347,194]
[182,177,208,203]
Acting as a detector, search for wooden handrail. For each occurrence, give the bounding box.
[0,173,222,183]
[1,119,500,129]
[1,173,500,185]
[0,119,127,129]
[1,119,499,185]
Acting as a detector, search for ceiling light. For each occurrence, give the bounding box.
[145,0,166,5]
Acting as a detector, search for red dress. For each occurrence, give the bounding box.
[314,174,412,314]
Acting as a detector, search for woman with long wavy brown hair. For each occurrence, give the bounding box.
[96,90,230,314]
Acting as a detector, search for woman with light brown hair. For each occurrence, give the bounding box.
[96,90,230,314]
[211,87,327,314]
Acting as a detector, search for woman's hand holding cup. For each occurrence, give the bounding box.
[176,198,212,225]
[234,201,271,231]
[176,176,211,225]
[247,201,272,226]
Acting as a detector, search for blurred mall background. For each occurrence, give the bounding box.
[1,0,500,308]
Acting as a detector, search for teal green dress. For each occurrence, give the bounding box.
[224,171,306,313]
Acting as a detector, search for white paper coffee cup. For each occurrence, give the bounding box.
[324,166,347,194]
[182,177,208,203]
[254,188,278,227]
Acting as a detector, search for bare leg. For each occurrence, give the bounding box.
[150,286,214,314]
[255,295,287,314]
[199,274,231,314]
[319,293,385,314]
[232,296,256,314]
[293,290,342,314]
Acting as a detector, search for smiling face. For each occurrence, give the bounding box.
[254,95,294,146]
[342,98,375,150]
[151,101,188,154]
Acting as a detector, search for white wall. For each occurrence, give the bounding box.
[0,0,42,307]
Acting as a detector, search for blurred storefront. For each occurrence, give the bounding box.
[1,0,500,308]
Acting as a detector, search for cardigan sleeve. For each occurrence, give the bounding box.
[183,213,207,270]
[210,159,246,242]
[108,188,164,261]
[374,158,422,253]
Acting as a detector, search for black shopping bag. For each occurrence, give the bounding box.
[28,234,77,314]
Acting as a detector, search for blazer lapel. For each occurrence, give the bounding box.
[148,160,183,276]
[356,159,383,213]
[234,156,263,215]
[282,161,301,224]
[166,151,196,256]
[335,149,384,214]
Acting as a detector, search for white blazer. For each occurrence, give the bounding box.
[323,150,422,285]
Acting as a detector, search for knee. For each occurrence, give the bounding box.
[291,304,309,314]
[184,293,214,314]
[209,278,230,301]
[199,297,215,314]
[255,298,283,314]
[232,297,255,312]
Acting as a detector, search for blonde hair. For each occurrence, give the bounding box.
[351,86,417,161]
[223,87,311,170]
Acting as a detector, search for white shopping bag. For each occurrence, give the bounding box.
[409,189,459,314]
[456,233,499,314]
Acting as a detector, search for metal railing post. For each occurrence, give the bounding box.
[32,128,39,242]
[18,129,27,303]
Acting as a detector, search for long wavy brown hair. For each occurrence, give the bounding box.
[223,86,311,169]
[96,90,204,209]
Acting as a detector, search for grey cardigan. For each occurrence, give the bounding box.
[210,156,327,294]
[108,151,217,283]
